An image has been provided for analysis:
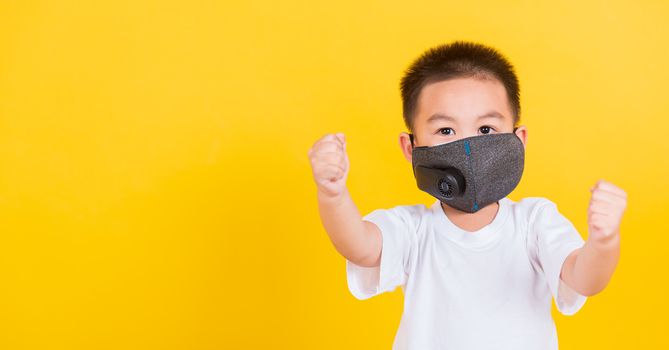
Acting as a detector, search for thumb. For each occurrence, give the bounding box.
[335,132,346,145]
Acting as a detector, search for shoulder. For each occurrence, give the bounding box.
[364,202,431,220]
[362,202,431,230]
[508,196,559,217]
[510,196,577,239]
[505,196,567,231]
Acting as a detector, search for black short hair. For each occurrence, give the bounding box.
[400,40,521,132]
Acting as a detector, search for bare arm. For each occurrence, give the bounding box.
[317,188,382,267]
[560,233,620,296]
[309,132,382,268]
[560,180,627,296]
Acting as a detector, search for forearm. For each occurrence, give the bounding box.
[565,231,621,296]
[317,187,377,266]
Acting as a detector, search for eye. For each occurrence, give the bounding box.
[438,127,455,136]
[479,126,495,134]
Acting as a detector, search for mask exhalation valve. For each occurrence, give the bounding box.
[437,169,465,199]
[414,166,466,200]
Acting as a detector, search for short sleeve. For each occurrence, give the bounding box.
[345,206,419,300]
[529,199,588,316]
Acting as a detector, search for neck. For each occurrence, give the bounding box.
[440,200,500,232]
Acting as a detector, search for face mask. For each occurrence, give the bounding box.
[409,131,525,213]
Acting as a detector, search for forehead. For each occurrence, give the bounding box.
[414,77,514,127]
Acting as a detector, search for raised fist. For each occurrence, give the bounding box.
[588,179,627,244]
[308,132,349,199]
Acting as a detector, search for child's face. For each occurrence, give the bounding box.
[399,77,527,163]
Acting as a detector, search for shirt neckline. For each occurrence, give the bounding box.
[431,197,511,250]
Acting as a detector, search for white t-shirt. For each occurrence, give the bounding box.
[346,196,587,350]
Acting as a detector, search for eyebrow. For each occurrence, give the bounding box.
[427,111,506,124]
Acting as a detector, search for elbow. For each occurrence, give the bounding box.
[346,249,381,268]
[344,221,382,268]
[578,289,599,297]
[575,282,608,297]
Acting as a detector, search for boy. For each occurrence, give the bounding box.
[307,41,627,349]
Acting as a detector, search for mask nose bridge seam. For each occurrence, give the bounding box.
[464,140,479,211]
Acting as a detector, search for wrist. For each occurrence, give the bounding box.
[317,187,349,206]
[587,229,621,252]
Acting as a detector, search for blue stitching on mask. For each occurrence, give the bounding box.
[464,140,478,211]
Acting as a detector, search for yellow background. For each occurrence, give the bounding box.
[1,1,667,348]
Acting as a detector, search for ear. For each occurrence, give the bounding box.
[514,125,528,149]
[399,132,414,163]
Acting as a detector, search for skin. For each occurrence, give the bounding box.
[308,76,626,297]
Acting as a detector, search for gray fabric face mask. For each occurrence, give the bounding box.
[409,131,525,213]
